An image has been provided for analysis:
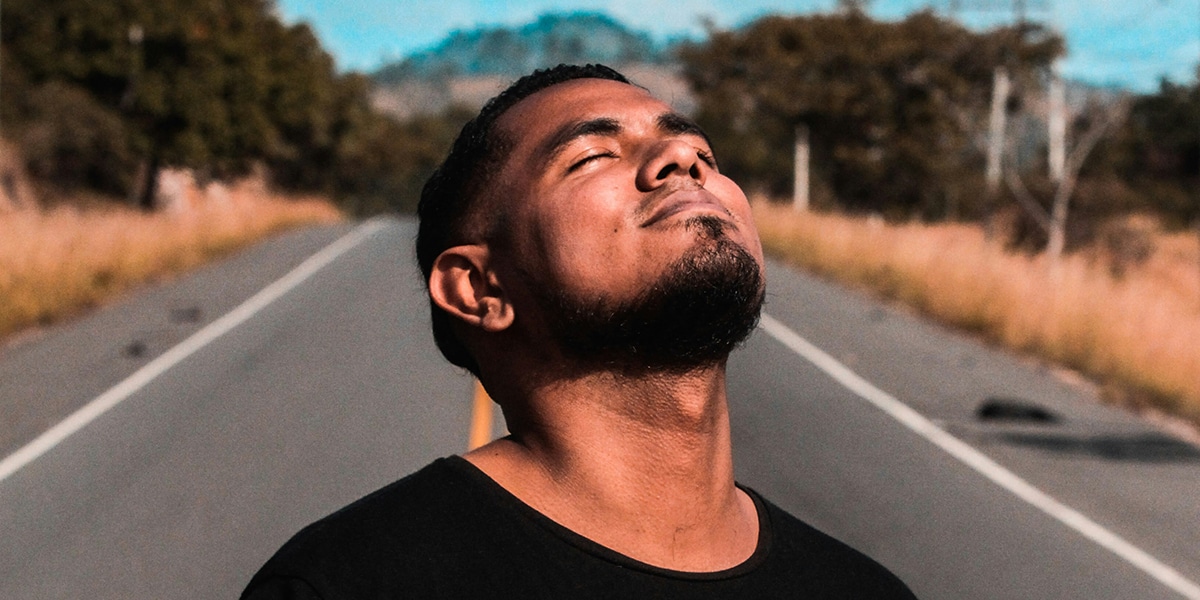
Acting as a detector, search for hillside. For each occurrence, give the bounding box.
[373,12,668,82]
[369,12,691,119]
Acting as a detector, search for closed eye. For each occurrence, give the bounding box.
[697,148,717,169]
[567,150,617,172]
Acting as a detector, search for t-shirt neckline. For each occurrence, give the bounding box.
[442,455,774,581]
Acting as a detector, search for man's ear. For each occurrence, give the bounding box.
[428,245,515,333]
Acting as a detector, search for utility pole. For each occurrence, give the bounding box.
[986,68,1010,197]
[1048,62,1066,183]
[951,0,1050,197]
[793,125,810,212]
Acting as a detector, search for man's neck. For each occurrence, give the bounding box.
[465,363,759,573]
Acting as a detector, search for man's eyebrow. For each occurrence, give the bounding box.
[656,113,712,148]
[540,117,623,163]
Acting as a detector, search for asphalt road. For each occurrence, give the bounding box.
[1,216,1197,599]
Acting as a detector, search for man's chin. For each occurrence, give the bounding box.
[535,229,766,375]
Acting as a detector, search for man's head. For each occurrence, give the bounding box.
[417,64,765,379]
[417,64,631,374]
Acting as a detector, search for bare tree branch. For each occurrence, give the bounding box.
[1047,94,1131,258]
[1004,157,1052,233]
[1064,95,1131,176]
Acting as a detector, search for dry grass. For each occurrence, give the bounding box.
[0,188,342,342]
[753,200,1200,425]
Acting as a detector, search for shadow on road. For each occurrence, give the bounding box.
[990,431,1200,463]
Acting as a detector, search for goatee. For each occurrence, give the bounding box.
[530,216,766,374]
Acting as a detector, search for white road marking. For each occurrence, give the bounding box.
[0,219,389,485]
[759,312,1200,600]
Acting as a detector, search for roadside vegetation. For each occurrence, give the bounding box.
[0,188,341,342]
[0,0,415,344]
[754,200,1200,426]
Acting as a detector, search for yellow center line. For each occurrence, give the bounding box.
[468,380,494,450]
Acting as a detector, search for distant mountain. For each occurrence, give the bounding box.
[369,12,691,119]
[372,12,670,84]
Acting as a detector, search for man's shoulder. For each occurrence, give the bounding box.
[752,492,917,599]
[278,457,468,547]
[242,457,485,598]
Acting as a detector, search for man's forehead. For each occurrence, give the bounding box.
[494,79,703,157]
[496,79,670,138]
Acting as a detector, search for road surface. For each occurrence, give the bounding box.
[1,217,1197,599]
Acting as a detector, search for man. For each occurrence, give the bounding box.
[242,64,916,599]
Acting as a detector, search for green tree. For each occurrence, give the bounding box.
[1102,75,1200,225]
[0,0,363,208]
[2,47,138,195]
[0,0,144,196]
[679,12,1062,218]
[260,22,355,192]
[118,0,280,206]
[1,0,486,215]
[331,105,475,215]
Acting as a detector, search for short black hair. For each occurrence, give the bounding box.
[416,63,632,376]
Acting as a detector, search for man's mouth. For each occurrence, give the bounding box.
[640,188,731,228]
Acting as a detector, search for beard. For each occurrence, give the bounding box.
[528,216,765,375]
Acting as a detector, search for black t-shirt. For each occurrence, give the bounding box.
[242,456,916,599]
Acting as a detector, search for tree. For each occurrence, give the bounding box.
[0,0,366,209]
[260,21,354,192]
[0,46,139,195]
[1106,75,1200,226]
[331,105,475,215]
[0,0,145,196]
[119,0,281,207]
[678,12,1062,219]
[1004,92,1131,260]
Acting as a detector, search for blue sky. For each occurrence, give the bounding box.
[277,0,1199,92]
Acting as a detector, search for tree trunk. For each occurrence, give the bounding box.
[1044,96,1130,263]
[137,149,161,211]
[1046,172,1076,261]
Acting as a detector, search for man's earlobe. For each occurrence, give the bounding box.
[428,246,515,333]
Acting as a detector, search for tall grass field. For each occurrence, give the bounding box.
[753,200,1200,426]
[0,191,342,342]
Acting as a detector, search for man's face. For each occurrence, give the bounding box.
[487,78,765,370]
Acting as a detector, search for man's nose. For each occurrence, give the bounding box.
[635,140,708,191]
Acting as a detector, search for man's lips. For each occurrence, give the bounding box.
[640,189,731,228]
